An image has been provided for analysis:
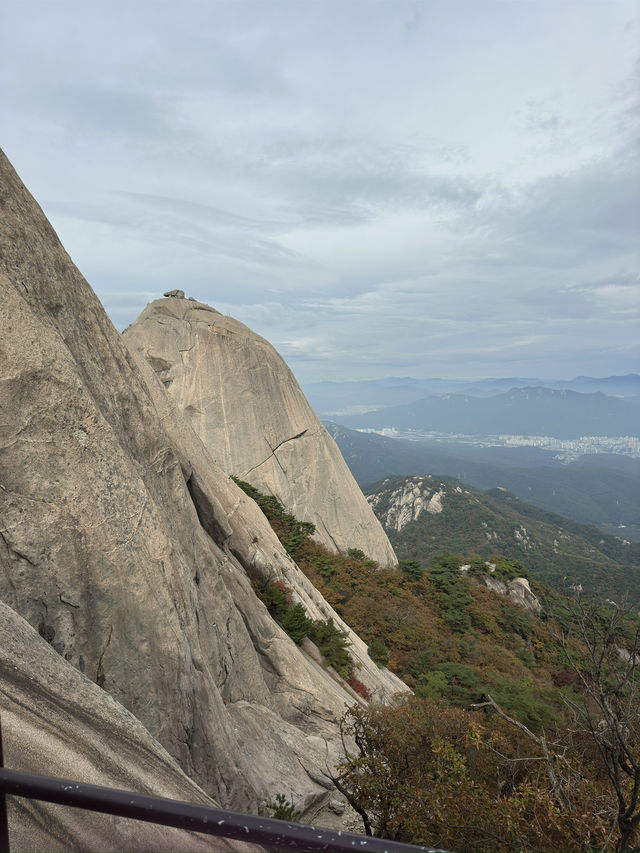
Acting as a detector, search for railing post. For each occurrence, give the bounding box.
[0,715,9,853]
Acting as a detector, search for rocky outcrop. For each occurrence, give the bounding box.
[0,148,407,845]
[463,564,541,613]
[367,477,446,533]
[482,575,542,613]
[123,298,397,567]
[0,601,254,852]
[124,334,409,707]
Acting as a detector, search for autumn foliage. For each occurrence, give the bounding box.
[233,476,640,851]
[332,696,612,852]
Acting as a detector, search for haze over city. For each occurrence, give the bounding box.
[2,0,639,383]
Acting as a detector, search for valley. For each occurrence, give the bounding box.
[327,423,640,541]
[235,478,640,852]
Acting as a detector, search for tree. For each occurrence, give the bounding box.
[264,581,290,621]
[328,696,606,852]
[552,599,640,852]
[314,554,336,580]
[428,553,472,633]
[367,637,389,667]
[473,598,640,852]
[310,618,352,679]
[266,793,301,821]
[347,548,367,561]
[399,560,423,581]
[280,603,313,644]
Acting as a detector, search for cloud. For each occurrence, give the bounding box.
[1,0,638,382]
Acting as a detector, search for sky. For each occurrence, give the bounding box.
[2,1,639,384]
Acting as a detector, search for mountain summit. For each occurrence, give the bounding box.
[124,296,396,567]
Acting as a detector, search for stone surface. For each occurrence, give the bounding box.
[0,601,254,852]
[123,298,397,567]
[0,148,407,846]
[482,576,542,613]
[505,576,542,613]
[367,477,445,532]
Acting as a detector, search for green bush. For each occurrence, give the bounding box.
[415,670,448,700]
[314,554,337,580]
[310,618,352,679]
[399,560,424,581]
[262,582,312,644]
[281,603,313,644]
[347,548,366,561]
[367,637,390,667]
[264,582,290,621]
[467,558,490,577]
[490,677,556,732]
[230,476,315,560]
[516,647,536,668]
[499,605,532,640]
[266,793,300,821]
[441,605,471,633]
[428,553,472,633]
[285,519,316,559]
[493,556,530,581]
[432,662,485,706]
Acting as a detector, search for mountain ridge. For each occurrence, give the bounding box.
[335,386,639,439]
[305,374,640,417]
[327,422,640,540]
[365,474,640,600]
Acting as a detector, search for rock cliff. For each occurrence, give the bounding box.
[123,298,397,567]
[0,601,253,852]
[0,149,407,846]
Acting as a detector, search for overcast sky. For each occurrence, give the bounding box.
[2,1,639,383]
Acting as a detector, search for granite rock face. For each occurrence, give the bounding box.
[483,575,542,613]
[123,298,397,567]
[0,601,255,853]
[0,149,408,845]
[367,477,445,533]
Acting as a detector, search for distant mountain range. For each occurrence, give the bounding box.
[326,423,640,541]
[334,386,639,439]
[366,474,640,600]
[304,374,640,417]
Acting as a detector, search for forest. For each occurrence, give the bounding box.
[233,477,640,852]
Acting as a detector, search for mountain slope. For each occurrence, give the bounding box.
[327,422,640,539]
[366,475,640,599]
[337,387,639,438]
[123,297,396,567]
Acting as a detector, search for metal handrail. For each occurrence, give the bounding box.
[0,720,7,853]
[0,720,436,853]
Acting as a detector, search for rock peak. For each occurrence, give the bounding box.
[124,297,397,567]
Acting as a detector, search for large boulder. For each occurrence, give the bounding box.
[483,575,542,613]
[123,298,397,567]
[0,148,407,845]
